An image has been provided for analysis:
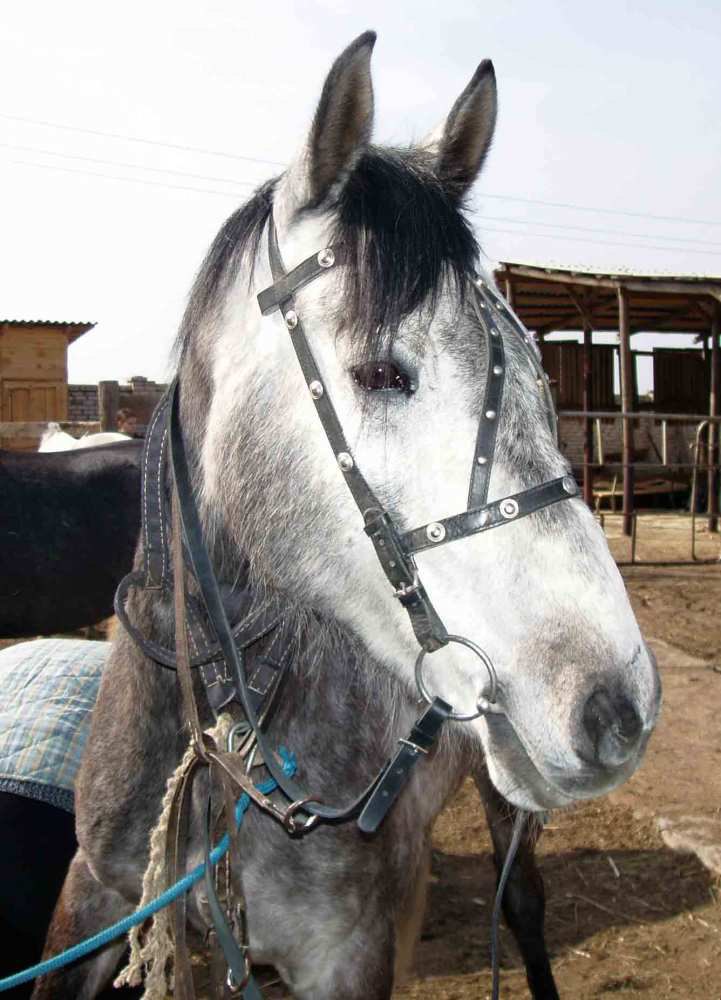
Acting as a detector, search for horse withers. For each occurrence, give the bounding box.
[34,33,660,1000]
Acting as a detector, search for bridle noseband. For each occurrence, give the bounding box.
[258,214,578,716]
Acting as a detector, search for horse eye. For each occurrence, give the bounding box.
[352,361,414,394]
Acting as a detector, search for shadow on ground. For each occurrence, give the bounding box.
[416,844,715,978]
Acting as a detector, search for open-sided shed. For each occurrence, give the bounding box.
[493,262,721,534]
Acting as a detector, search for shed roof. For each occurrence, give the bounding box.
[0,319,96,345]
[494,260,721,337]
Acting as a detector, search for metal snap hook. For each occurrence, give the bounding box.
[414,634,500,722]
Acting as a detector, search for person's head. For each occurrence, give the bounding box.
[116,408,137,436]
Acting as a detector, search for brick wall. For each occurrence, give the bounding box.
[68,384,99,421]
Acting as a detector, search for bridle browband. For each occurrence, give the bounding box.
[258,214,578,711]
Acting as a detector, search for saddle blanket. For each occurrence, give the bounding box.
[0,638,108,813]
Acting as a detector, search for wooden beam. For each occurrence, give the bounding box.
[98,380,119,432]
[618,287,635,535]
[565,287,595,330]
[708,306,720,532]
[502,264,721,300]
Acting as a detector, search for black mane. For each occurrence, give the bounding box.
[175,147,479,360]
[333,147,479,353]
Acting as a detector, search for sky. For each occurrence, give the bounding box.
[0,0,719,387]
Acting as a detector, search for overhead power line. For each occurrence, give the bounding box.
[1,110,719,231]
[476,191,721,230]
[11,159,241,198]
[5,154,721,260]
[0,140,258,189]
[480,225,721,258]
[0,111,287,168]
[4,142,721,255]
[481,213,721,250]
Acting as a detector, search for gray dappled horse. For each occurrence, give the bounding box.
[34,33,660,1000]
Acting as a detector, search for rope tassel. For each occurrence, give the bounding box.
[115,714,234,999]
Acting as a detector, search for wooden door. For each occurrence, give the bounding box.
[1,380,67,450]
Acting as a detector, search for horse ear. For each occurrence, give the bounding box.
[425,60,497,198]
[278,31,376,220]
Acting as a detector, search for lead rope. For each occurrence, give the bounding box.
[490,808,528,1000]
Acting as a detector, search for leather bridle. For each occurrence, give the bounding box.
[115,212,579,999]
[258,214,578,717]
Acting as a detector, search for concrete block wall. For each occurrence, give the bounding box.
[68,384,99,422]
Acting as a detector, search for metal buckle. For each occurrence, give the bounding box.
[226,961,251,995]
[226,721,251,753]
[398,737,429,755]
[394,572,420,601]
[414,634,501,722]
[282,797,321,835]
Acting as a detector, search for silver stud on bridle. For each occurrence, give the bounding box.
[485,409,496,420]
[500,498,519,520]
[562,476,578,495]
[337,452,354,472]
[426,522,446,544]
[285,310,298,330]
[317,248,335,268]
[309,380,324,399]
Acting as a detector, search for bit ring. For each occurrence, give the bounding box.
[415,634,499,722]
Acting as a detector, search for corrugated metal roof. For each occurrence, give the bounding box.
[0,319,96,344]
[496,258,721,283]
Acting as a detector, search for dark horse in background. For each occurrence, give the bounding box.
[0,441,142,637]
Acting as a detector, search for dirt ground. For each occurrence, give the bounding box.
[395,513,721,999]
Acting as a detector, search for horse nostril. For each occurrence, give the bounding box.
[580,687,643,768]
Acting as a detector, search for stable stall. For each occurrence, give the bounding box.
[494,263,721,536]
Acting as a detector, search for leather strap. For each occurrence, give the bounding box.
[172,490,207,756]
[167,754,203,1000]
[357,697,451,834]
[114,569,281,671]
[259,218,449,653]
[467,297,505,509]
[363,513,447,652]
[264,222,381,521]
[203,779,254,996]
[402,477,577,554]
[142,390,172,589]
[257,245,347,315]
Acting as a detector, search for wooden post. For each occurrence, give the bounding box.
[505,277,516,311]
[708,306,720,532]
[617,287,635,536]
[98,380,119,432]
[582,321,594,507]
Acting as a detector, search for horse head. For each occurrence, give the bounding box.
[177,32,661,812]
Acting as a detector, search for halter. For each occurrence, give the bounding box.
[258,215,577,714]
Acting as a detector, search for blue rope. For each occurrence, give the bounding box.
[0,748,297,993]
